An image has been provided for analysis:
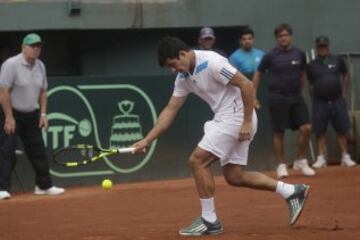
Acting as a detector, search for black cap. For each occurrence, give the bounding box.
[315,36,330,46]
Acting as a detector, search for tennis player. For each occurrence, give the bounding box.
[133,37,310,236]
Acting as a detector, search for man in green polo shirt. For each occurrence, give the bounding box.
[0,33,65,200]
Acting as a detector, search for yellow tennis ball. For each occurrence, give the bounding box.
[102,179,112,190]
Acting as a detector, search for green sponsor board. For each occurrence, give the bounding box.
[45,79,159,180]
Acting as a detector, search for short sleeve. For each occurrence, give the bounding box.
[255,49,265,69]
[210,58,238,85]
[299,51,306,70]
[228,52,237,67]
[0,60,16,88]
[338,57,348,75]
[39,61,48,90]
[172,73,189,97]
[257,53,271,73]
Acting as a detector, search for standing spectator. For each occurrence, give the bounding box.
[229,27,265,80]
[0,33,65,200]
[307,36,356,168]
[252,23,315,178]
[194,27,227,57]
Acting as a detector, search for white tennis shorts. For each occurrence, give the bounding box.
[198,112,258,166]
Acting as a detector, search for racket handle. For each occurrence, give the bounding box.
[118,147,136,153]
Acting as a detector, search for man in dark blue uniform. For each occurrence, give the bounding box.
[307,36,356,168]
[252,23,315,178]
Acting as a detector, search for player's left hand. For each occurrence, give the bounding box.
[39,115,48,131]
[239,122,252,141]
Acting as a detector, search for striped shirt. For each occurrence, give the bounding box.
[172,50,243,119]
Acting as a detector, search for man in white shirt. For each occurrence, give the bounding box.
[133,37,310,236]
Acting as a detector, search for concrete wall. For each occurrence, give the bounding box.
[1,0,360,75]
[0,0,359,53]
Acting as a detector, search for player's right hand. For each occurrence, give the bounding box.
[4,116,16,135]
[253,99,261,110]
[131,139,149,154]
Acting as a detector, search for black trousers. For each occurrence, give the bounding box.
[0,109,52,191]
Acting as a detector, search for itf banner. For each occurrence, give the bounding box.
[45,82,157,178]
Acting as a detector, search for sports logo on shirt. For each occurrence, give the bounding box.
[195,61,209,74]
[220,67,235,80]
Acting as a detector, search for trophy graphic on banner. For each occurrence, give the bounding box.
[109,100,143,148]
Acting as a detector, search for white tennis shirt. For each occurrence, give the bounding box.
[173,50,246,125]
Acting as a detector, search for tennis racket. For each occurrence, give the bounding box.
[53,144,136,167]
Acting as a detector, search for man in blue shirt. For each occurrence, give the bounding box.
[229,27,264,80]
[252,23,315,178]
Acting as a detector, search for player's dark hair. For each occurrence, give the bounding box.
[240,27,254,38]
[274,23,293,36]
[157,36,191,67]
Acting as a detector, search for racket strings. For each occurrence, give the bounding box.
[53,145,132,167]
[55,147,101,166]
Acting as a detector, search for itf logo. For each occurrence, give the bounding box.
[43,114,92,149]
[45,84,157,178]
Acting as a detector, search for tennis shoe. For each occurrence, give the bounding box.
[293,159,316,176]
[312,156,327,169]
[276,163,289,179]
[179,217,223,236]
[0,190,11,200]
[34,186,65,196]
[286,184,310,225]
[341,154,356,167]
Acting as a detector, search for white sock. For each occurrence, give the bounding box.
[200,197,217,223]
[276,181,295,199]
[342,153,350,159]
[317,154,325,160]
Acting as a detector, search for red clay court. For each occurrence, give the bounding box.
[0,166,359,240]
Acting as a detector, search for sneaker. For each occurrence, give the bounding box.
[34,186,65,196]
[286,184,310,225]
[293,159,316,176]
[341,154,356,167]
[0,190,11,200]
[312,156,327,169]
[179,217,223,236]
[276,163,289,179]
